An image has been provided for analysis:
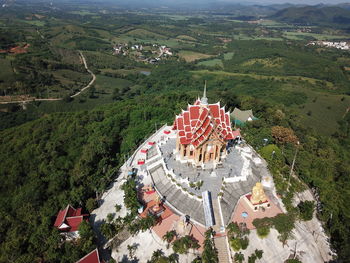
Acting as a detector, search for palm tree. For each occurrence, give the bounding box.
[255,249,263,260]
[162,230,177,248]
[167,253,179,263]
[151,249,164,260]
[234,252,245,263]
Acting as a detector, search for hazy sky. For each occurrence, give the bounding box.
[112,0,350,5]
[253,0,348,4]
[219,0,349,4]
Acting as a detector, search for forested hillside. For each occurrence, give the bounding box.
[0,93,191,262]
[271,6,350,27]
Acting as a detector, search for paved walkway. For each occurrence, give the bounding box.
[149,163,206,226]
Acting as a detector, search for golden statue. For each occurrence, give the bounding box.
[250,182,267,204]
[153,195,161,211]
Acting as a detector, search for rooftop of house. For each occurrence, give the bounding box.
[76,249,101,263]
[231,107,256,123]
[54,204,88,232]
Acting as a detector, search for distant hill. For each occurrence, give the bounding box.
[270,6,350,27]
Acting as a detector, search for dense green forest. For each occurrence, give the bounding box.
[0,93,192,262]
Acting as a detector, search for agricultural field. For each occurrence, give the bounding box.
[283,31,350,41]
[178,50,213,62]
[223,52,234,60]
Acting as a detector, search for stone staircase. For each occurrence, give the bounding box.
[212,198,231,263]
[214,236,231,263]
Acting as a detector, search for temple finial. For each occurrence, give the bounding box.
[201,80,208,104]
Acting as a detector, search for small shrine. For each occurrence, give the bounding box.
[172,84,240,167]
[53,204,89,239]
[245,182,270,211]
[148,195,165,217]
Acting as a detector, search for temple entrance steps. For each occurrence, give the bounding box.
[212,198,232,263]
[214,236,231,263]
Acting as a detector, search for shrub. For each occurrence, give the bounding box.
[115,204,122,212]
[297,200,315,221]
[257,226,270,238]
[230,238,242,251]
[240,237,249,250]
[85,198,97,212]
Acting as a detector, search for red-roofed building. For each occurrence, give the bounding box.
[173,85,240,166]
[76,249,102,263]
[54,204,89,239]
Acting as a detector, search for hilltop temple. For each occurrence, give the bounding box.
[173,86,240,167]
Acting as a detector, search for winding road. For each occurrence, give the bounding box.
[0,51,96,104]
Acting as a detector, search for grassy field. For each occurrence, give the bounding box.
[234,35,284,41]
[198,59,223,67]
[192,69,349,135]
[0,58,15,82]
[176,35,197,42]
[53,69,90,85]
[192,70,334,88]
[101,68,150,75]
[20,20,45,27]
[291,87,350,135]
[69,11,97,16]
[241,58,284,68]
[178,50,213,62]
[94,75,132,93]
[19,75,134,115]
[223,52,234,60]
[122,29,167,40]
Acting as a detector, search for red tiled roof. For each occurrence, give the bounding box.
[173,101,240,147]
[76,249,101,263]
[66,216,84,232]
[54,208,68,228]
[54,205,88,233]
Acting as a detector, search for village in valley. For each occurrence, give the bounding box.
[52,87,333,263]
[113,43,173,64]
[307,40,350,50]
